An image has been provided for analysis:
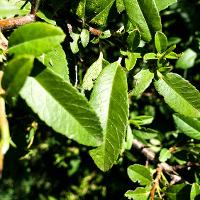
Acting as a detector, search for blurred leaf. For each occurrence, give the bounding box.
[2,55,34,100]
[155,31,168,53]
[116,0,125,13]
[130,115,154,126]
[82,52,103,91]
[133,128,158,140]
[159,148,171,162]
[9,22,65,56]
[80,29,90,48]
[155,0,177,11]
[176,49,197,69]
[127,164,152,185]
[155,73,200,117]
[132,69,154,97]
[0,0,18,19]
[190,183,200,200]
[89,62,128,171]
[125,52,137,71]
[123,0,162,42]
[125,186,150,200]
[36,11,57,25]
[173,113,200,140]
[20,68,103,147]
[38,45,69,81]
[76,0,86,20]
[124,125,133,150]
[166,183,191,200]
[143,53,157,61]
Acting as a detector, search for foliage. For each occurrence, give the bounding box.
[0,0,200,199]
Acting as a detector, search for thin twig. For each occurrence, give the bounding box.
[0,0,41,31]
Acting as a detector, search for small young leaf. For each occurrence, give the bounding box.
[173,113,200,140]
[130,115,154,126]
[20,68,103,147]
[80,29,90,48]
[143,53,157,61]
[70,32,80,54]
[89,62,129,171]
[127,164,153,185]
[154,73,200,117]
[127,29,141,51]
[125,52,137,71]
[82,52,103,91]
[124,125,133,150]
[2,55,34,99]
[9,22,65,56]
[123,0,162,42]
[0,0,18,19]
[76,0,86,20]
[133,128,158,140]
[132,69,154,97]
[125,187,151,200]
[155,31,168,53]
[190,183,200,200]
[159,148,171,162]
[176,49,197,69]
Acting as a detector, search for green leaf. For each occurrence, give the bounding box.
[132,69,154,97]
[80,29,90,48]
[9,22,65,56]
[166,183,191,200]
[0,0,18,19]
[159,148,171,162]
[173,113,200,140]
[86,0,115,25]
[38,45,69,81]
[190,183,200,200]
[176,49,197,69]
[133,128,158,140]
[127,29,141,51]
[2,55,34,99]
[125,52,137,71]
[89,62,129,171]
[116,0,125,13]
[154,73,200,117]
[155,0,177,11]
[130,115,154,126]
[155,31,168,53]
[70,32,80,54]
[20,68,103,147]
[123,0,162,42]
[82,52,104,91]
[127,164,153,185]
[36,11,57,25]
[76,0,86,20]
[143,53,157,61]
[124,125,133,150]
[125,187,150,200]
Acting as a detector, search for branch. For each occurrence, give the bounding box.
[0,0,41,31]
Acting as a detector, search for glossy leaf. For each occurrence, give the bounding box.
[176,49,197,69]
[89,62,128,171]
[190,183,200,200]
[125,187,150,200]
[82,52,103,91]
[173,114,200,140]
[125,53,137,71]
[123,0,162,42]
[38,45,69,81]
[132,69,154,97]
[155,0,177,11]
[143,53,157,61]
[20,68,103,147]
[9,22,65,56]
[70,32,80,54]
[127,164,152,185]
[154,73,200,117]
[155,31,168,53]
[2,55,34,99]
